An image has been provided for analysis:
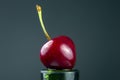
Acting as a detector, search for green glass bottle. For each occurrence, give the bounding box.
[40,69,79,80]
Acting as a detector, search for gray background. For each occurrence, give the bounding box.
[0,0,120,80]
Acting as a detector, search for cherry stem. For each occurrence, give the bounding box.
[36,4,51,40]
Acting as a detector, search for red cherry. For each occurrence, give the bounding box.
[40,36,76,69]
[36,5,76,69]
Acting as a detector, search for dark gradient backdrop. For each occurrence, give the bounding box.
[0,0,120,80]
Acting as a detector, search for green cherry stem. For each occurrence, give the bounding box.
[36,4,51,40]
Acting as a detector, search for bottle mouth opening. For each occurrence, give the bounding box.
[41,69,79,72]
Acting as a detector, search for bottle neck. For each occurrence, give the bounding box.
[40,69,79,80]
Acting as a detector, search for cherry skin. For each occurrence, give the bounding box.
[40,36,76,69]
